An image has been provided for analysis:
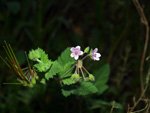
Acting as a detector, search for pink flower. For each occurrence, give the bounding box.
[92,48,101,61]
[70,46,83,60]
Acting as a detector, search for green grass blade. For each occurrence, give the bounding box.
[25,51,34,78]
[3,83,25,85]
[0,56,11,69]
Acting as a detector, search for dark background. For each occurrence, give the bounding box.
[0,0,150,113]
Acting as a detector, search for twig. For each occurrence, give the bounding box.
[129,66,150,112]
[133,0,149,94]
[110,101,115,113]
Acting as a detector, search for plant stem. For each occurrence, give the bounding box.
[36,59,43,64]
[82,65,90,75]
[61,64,76,78]
[81,54,90,61]
[133,0,149,94]
[80,67,85,80]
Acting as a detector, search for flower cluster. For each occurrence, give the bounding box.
[70,46,101,61]
[69,46,101,81]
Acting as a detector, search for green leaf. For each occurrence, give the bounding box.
[45,61,61,80]
[28,49,41,61]
[45,47,76,80]
[58,47,76,66]
[62,78,77,85]
[40,78,46,84]
[30,48,52,72]
[59,62,75,77]
[34,62,51,72]
[94,64,110,94]
[57,47,76,78]
[62,82,98,97]
[90,100,123,110]
[62,89,74,97]
[37,48,51,64]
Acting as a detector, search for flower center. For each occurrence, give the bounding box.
[75,51,78,55]
[94,54,96,57]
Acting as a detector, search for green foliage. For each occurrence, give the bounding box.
[28,49,41,61]
[90,100,123,110]
[40,78,46,84]
[29,48,52,72]
[45,61,61,80]
[62,78,77,85]
[94,64,110,94]
[57,48,76,66]
[45,48,75,82]
[62,82,98,97]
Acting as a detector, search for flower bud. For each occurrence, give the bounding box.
[71,74,80,81]
[75,74,80,81]
[89,74,95,81]
[84,47,90,53]
[71,74,76,80]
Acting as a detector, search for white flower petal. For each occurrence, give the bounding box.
[76,46,80,50]
[95,57,100,61]
[96,53,101,57]
[70,53,74,57]
[79,51,83,55]
[70,47,74,51]
[74,55,79,60]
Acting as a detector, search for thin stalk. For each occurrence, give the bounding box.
[133,0,150,94]
[82,65,90,75]
[0,56,11,69]
[3,45,12,64]
[3,83,24,85]
[4,41,15,64]
[61,64,76,78]
[22,67,29,71]
[75,65,78,74]
[78,66,80,76]
[6,57,23,80]
[80,67,85,80]
[81,54,89,61]
[9,45,30,84]
[25,52,34,78]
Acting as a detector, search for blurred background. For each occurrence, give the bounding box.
[0,0,150,113]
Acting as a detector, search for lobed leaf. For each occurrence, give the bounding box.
[45,61,61,80]
[62,82,98,97]
[94,64,110,94]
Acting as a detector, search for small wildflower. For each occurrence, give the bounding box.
[92,48,101,61]
[70,46,83,60]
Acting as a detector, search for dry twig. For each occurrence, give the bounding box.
[133,0,149,94]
